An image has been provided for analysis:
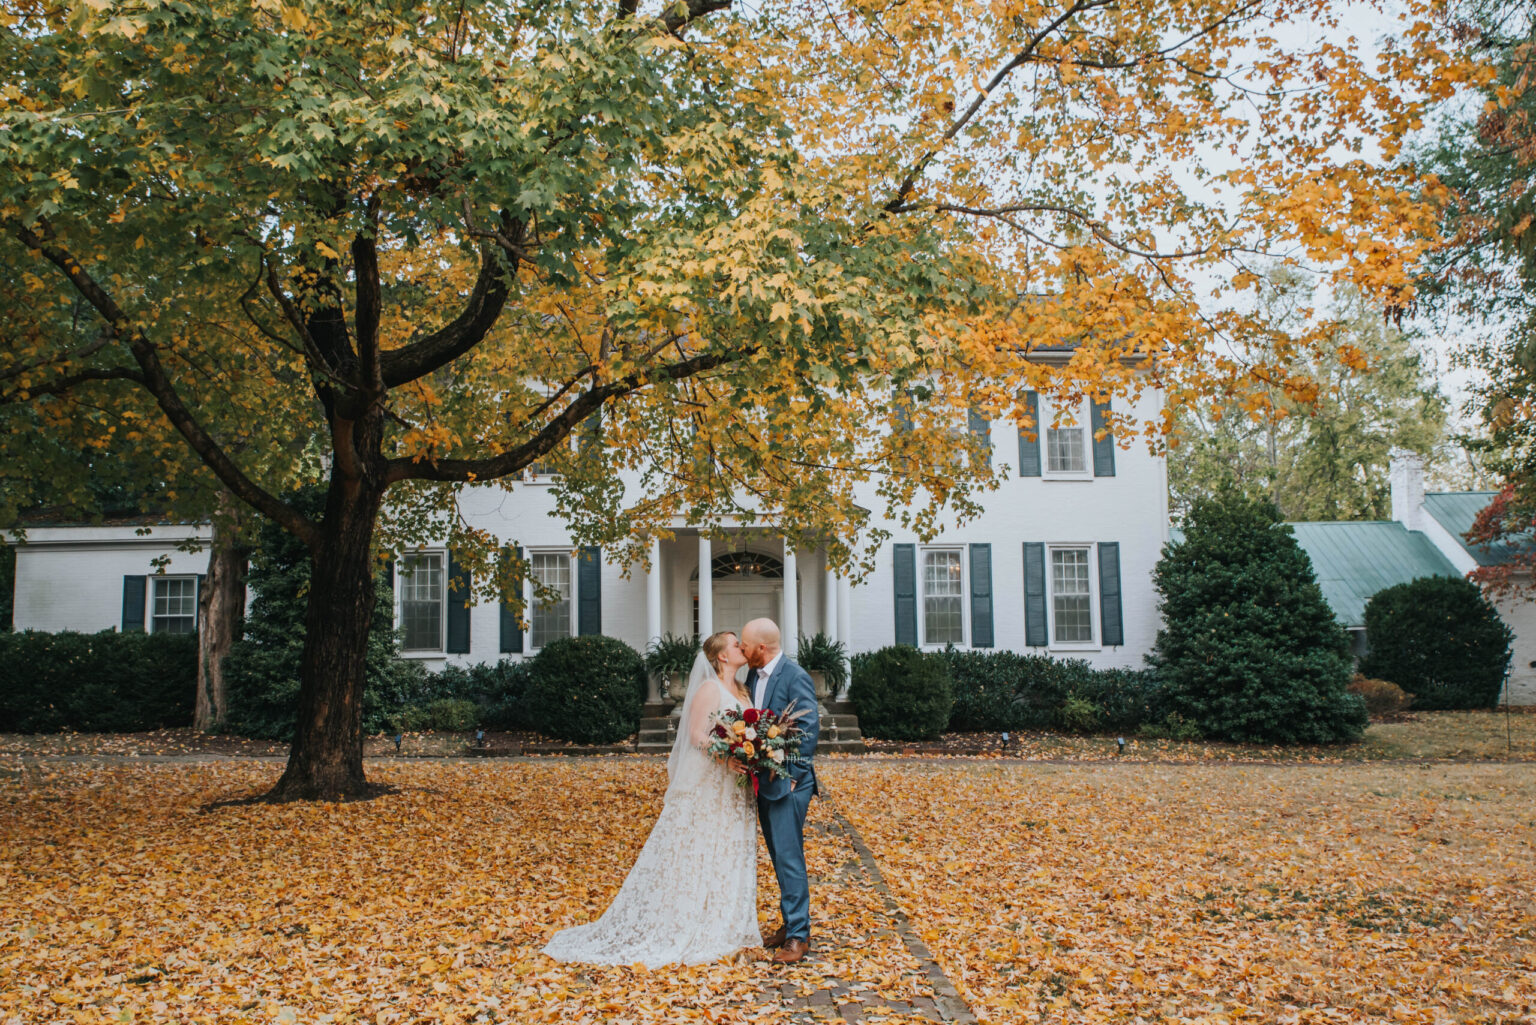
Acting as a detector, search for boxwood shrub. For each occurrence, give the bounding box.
[848,645,953,740]
[1360,576,1514,709]
[521,635,646,744]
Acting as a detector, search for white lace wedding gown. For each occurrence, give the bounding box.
[542,673,760,967]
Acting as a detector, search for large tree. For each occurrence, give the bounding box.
[1,0,1475,799]
[1169,268,1451,520]
[1416,0,1536,588]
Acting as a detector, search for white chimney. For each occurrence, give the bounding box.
[1389,449,1425,531]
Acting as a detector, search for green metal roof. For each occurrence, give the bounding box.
[1422,491,1531,567]
[1288,521,1461,628]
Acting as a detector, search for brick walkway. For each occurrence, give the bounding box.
[769,801,977,1024]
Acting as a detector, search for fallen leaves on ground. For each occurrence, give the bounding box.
[0,761,939,1024]
[834,761,1536,1024]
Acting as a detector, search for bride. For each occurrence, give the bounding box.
[542,630,761,967]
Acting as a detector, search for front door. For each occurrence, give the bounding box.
[713,583,780,635]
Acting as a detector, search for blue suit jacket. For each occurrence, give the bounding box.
[752,656,819,803]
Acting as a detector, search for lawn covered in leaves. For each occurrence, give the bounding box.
[836,761,1536,1024]
[2,758,1533,1024]
[0,761,937,1025]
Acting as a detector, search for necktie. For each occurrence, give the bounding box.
[746,667,759,707]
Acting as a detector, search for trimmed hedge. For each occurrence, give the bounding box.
[1360,576,1514,710]
[939,647,1161,734]
[414,660,531,731]
[0,630,196,732]
[849,645,953,740]
[521,635,647,744]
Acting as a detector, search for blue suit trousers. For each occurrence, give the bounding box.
[758,783,815,942]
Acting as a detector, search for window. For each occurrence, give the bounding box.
[529,551,573,649]
[921,548,965,646]
[1043,399,1090,477]
[151,577,197,634]
[1049,546,1095,645]
[400,553,444,651]
[525,439,573,480]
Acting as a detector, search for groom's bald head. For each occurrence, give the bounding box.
[741,618,781,668]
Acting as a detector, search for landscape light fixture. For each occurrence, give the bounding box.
[393,733,403,752]
[1116,737,1126,755]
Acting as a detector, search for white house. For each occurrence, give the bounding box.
[10,387,1170,678]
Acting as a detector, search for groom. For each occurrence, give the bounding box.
[740,617,819,964]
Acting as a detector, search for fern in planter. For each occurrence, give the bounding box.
[644,632,699,702]
[798,632,848,696]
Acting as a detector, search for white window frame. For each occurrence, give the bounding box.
[523,435,578,484]
[1045,543,1099,650]
[918,545,967,649]
[151,575,199,634]
[397,550,447,654]
[1040,397,1092,480]
[525,548,578,651]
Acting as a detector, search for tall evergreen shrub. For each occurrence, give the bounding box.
[1360,576,1513,709]
[222,490,424,740]
[1149,494,1366,743]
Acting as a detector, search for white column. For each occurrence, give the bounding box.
[645,536,664,704]
[836,573,853,700]
[697,533,712,639]
[646,536,663,647]
[782,542,798,650]
[823,556,838,644]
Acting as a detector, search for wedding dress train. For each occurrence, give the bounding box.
[542,669,759,967]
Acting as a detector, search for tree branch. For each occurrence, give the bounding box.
[0,364,144,404]
[660,0,731,35]
[386,347,750,483]
[379,228,520,388]
[9,219,318,545]
[353,198,383,393]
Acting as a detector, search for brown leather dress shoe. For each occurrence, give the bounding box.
[772,938,810,964]
[761,923,788,948]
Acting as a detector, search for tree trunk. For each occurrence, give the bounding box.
[266,479,386,802]
[194,495,250,731]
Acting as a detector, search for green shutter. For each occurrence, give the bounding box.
[1098,542,1123,646]
[1091,400,1116,477]
[577,546,601,635]
[1023,543,1047,647]
[121,575,146,632]
[968,408,991,470]
[446,551,471,654]
[499,546,523,654]
[968,544,993,648]
[1018,391,1041,477]
[893,543,917,646]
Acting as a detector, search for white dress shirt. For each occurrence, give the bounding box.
[752,651,783,708]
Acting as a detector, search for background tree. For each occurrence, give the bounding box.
[1170,269,1450,520]
[1,0,1476,799]
[1416,0,1536,589]
[1149,494,1367,744]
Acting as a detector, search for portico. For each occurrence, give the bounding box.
[642,530,845,658]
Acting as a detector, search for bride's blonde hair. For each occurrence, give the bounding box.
[702,631,735,675]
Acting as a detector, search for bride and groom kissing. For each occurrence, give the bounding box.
[543,618,821,968]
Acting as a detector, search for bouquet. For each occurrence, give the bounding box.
[706,702,810,795]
